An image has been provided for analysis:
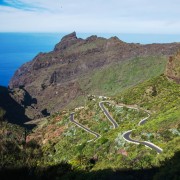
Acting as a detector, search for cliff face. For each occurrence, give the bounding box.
[165,50,180,84]
[9,32,180,119]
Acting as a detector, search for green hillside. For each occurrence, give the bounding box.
[115,75,180,152]
[18,73,178,179]
[67,55,167,109]
[0,103,42,172]
[1,54,180,179]
[80,56,167,95]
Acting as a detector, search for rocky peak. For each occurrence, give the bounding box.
[61,31,77,42]
[54,31,82,51]
[86,35,98,42]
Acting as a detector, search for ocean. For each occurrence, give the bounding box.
[0,33,63,87]
[1,33,180,87]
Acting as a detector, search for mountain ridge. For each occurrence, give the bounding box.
[9,32,180,89]
[8,32,180,120]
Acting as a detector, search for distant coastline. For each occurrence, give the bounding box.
[0,33,61,87]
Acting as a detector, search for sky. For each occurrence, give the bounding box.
[0,0,180,33]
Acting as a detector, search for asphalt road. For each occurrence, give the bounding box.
[70,101,162,153]
[138,114,150,126]
[123,130,140,144]
[99,101,163,153]
[70,113,100,139]
[123,130,163,153]
[99,102,119,128]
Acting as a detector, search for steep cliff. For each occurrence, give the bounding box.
[165,50,180,83]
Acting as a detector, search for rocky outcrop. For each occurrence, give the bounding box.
[9,32,180,119]
[54,31,82,51]
[165,50,180,84]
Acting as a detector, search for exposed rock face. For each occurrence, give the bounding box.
[54,31,80,51]
[9,32,180,119]
[165,50,180,84]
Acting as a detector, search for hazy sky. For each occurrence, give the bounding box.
[0,0,180,33]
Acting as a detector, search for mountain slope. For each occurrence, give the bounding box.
[24,51,180,176]
[0,49,180,180]
[9,32,180,120]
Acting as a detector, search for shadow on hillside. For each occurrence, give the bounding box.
[0,86,35,129]
[0,151,179,180]
[41,108,50,116]
[19,87,37,108]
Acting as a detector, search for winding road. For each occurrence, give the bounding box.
[70,113,101,141]
[122,130,163,153]
[99,102,119,128]
[70,101,163,153]
[99,101,163,153]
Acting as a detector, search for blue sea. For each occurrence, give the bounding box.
[1,33,180,87]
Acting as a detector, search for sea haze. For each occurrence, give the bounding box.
[1,33,180,87]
